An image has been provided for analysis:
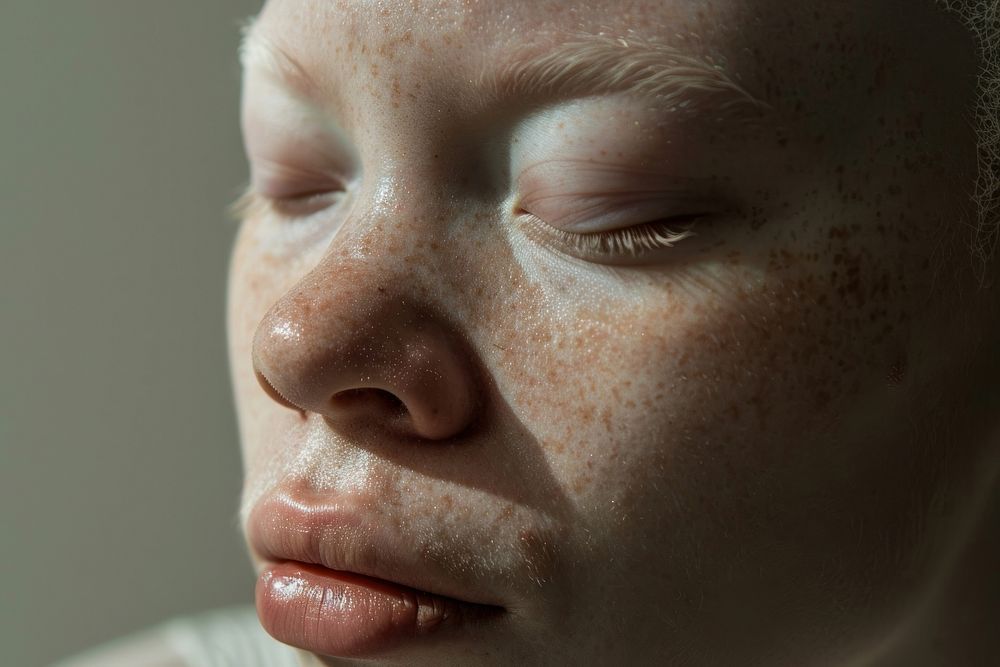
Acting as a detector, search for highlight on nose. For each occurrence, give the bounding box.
[250,294,478,441]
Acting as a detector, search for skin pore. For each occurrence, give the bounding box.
[229,1,1000,665]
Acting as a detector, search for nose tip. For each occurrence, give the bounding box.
[251,295,478,441]
[253,365,302,413]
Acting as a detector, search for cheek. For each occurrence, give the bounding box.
[500,184,954,638]
[504,218,917,532]
[227,218,317,463]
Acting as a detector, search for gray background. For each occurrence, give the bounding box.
[1,2,260,665]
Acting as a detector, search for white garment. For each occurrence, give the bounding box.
[52,606,302,667]
[161,606,301,667]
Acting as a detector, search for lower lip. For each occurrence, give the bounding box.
[255,561,498,658]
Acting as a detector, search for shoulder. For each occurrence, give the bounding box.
[52,606,301,667]
[52,629,188,667]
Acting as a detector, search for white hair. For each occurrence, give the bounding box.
[938,2,1000,281]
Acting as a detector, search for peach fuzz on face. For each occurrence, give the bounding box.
[229,1,998,664]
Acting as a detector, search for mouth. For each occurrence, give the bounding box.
[256,560,503,657]
[248,493,506,658]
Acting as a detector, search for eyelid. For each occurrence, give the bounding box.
[517,188,712,233]
[516,158,720,224]
[250,157,348,199]
[512,162,727,263]
[241,84,359,203]
[229,183,346,222]
[516,211,703,265]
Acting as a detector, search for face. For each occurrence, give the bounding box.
[228,1,998,664]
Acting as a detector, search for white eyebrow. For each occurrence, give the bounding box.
[484,34,771,120]
[239,17,319,101]
[239,18,769,121]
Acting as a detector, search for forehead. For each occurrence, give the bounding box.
[245,0,981,197]
[254,0,696,61]
[249,0,847,109]
[247,1,964,135]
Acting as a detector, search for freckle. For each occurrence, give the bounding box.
[571,475,592,494]
[887,357,907,386]
[497,504,514,522]
[546,437,566,455]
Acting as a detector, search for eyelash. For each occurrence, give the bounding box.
[228,188,265,220]
[230,186,702,260]
[524,213,701,259]
[228,187,342,222]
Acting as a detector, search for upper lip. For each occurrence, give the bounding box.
[246,490,505,609]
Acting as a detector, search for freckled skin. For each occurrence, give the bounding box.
[230,1,1000,665]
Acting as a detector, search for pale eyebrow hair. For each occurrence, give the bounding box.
[482,34,771,120]
[239,17,319,101]
[239,18,769,121]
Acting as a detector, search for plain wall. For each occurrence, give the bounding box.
[0,2,260,665]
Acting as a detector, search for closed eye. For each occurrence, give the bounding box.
[516,209,705,264]
[229,186,345,221]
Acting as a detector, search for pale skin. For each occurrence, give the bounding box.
[231,0,1000,665]
[64,1,1000,665]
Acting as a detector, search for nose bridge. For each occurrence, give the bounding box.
[264,160,463,349]
[321,167,485,316]
[251,189,480,440]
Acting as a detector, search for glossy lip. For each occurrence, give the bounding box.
[247,491,507,657]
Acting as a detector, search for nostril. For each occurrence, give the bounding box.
[252,299,476,439]
[330,387,406,415]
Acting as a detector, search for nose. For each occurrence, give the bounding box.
[251,258,479,441]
